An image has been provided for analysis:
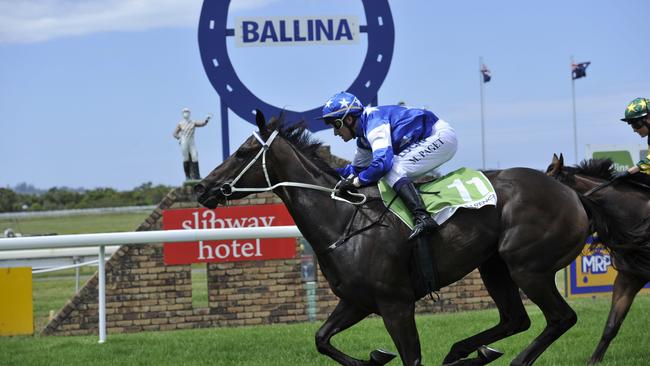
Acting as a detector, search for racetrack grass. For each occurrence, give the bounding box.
[2,296,649,366]
[0,211,150,236]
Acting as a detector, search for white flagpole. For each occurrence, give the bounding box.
[479,57,486,170]
[571,55,578,164]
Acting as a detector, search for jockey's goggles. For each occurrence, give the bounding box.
[328,97,359,130]
[331,118,345,129]
[627,117,647,130]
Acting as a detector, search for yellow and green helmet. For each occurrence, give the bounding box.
[621,97,650,122]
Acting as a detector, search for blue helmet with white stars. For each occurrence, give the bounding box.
[321,91,364,120]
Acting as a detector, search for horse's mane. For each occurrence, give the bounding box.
[268,117,340,178]
[572,158,617,180]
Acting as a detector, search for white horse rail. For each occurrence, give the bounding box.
[0,226,303,343]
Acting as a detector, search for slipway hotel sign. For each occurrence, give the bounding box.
[163,204,296,265]
[235,16,360,47]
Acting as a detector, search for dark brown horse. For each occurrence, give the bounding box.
[547,153,650,365]
[193,111,628,366]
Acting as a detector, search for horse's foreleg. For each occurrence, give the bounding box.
[443,255,528,365]
[315,300,375,366]
[509,274,577,366]
[378,301,422,366]
[588,273,645,365]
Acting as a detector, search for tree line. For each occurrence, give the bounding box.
[0,182,174,212]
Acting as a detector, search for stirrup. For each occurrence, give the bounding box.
[408,221,438,241]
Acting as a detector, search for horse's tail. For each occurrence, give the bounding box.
[578,194,650,278]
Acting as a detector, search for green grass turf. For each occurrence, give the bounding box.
[2,295,649,365]
[0,211,150,236]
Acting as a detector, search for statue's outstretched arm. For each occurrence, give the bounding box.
[195,114,212,127]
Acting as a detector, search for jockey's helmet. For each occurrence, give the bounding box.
[621,98,650,122]
[321,92,364,123]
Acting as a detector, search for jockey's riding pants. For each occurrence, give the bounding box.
[383,119,458,188]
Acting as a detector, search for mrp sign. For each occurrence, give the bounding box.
[162,204,296,265]
[236,16,359,47]
[567,240,650,296]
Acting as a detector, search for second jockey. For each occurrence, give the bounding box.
[321,91,458,240]
[618,97,650,177]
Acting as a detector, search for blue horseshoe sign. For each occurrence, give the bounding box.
[198,1,395,157]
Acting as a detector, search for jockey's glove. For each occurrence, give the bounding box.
[337,176,361,193]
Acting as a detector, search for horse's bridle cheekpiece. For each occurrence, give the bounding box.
[220,130,367,205]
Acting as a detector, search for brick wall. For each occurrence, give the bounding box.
[43,147,494,336]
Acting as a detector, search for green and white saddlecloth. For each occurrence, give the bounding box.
[378,168,497,229]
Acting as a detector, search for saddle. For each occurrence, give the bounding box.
[378,167,497,228]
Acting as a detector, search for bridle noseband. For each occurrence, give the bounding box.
[219,130,367,205]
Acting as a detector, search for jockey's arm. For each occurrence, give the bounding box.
[336,146,372,177]
[356,121,394,185]
[635,146,650,175]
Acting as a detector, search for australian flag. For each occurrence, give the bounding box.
[481,64,491,83]
[572,61,591,80]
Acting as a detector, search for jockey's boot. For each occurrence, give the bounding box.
[395,179,439,241]
[190,162,201,180]
[183,161,191,180]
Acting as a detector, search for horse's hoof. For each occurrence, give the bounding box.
[587,358,602,366]
[369,349,397,365]
[477,345,503,363]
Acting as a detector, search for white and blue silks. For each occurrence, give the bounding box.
[337,105,458,189]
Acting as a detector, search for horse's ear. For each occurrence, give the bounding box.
[255,109,266,131]
[559,153,564,166]
[552,153,559,164]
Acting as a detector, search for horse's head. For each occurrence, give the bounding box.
[546,153,566,179]
[194,110,276,208]
[546,153,579,188]
[546,153,622,194]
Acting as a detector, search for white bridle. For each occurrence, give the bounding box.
[219,130,367,205]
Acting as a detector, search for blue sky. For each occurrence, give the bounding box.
[1,0,648,190]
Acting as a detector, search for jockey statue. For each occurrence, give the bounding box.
[321,91,458,293]
[173,108,211,180]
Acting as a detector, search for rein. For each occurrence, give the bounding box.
[584,176,650,196]
[320,195,399,255]
[219,130,367,205]
[583,179,617,197]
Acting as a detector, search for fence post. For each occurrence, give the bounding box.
[74,256,80,293]
[98,245,106,343]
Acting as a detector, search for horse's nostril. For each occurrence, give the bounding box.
[194,183,206,195]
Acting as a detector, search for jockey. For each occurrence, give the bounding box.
[321,91,458,240]
[618,98,650,177]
